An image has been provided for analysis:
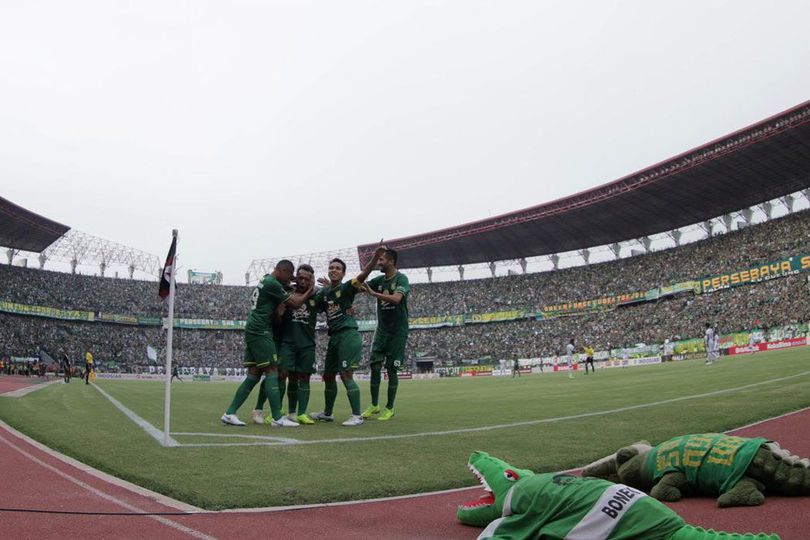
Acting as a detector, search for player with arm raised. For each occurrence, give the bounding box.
[310,244,386,426]
[360,248,410,421]
[220,260,314,427]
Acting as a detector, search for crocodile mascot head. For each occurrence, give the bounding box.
[456,451,535,527]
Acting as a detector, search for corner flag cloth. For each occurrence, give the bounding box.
[159,235,177,299]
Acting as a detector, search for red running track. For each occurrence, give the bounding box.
[1,381,809,539]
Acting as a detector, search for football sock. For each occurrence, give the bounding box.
[324,376,338,416]
[343,377,361,416]
[296,374,310,414]
[278,372,287,405]
[385,369,398,410]
[227,373,260,415]
[369,364,382,406]
[264,371,282,420]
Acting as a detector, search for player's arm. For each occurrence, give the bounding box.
[362,283,404,305]
[353,242,387,284]
[283,282,315,309]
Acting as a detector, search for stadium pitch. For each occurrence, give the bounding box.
[1,348,809,510]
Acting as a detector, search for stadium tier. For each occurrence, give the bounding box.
[2,210,808,370]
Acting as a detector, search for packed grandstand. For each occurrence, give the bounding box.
[1,101,810,374]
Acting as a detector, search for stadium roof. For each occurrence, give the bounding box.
[358,100,810,269]
[0,196,70,253]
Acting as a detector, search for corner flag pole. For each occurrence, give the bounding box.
[163,229,178,447]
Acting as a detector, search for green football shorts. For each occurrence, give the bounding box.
[243,333,278,368]
[324,329,362,375]
[278,343,317,374]
[370,331,408,371]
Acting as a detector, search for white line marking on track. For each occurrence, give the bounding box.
[0,430,217,539]
[0,419,201,512]
[92,383,180,447]
[1,379,62,398]
[179,369,810,447]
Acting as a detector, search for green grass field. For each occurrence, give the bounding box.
[2,348,810,510]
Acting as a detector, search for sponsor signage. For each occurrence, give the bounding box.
[727,337,807,355]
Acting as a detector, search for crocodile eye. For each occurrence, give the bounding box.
[504,469,520,482]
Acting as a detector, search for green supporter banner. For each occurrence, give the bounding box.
[410,314,464,328]
[0,300,94,322]
[671,337,706,355]
[540,290,647,318]
[172,318,246,330]
[658,281,701,297]
[97,312,139,325]
[465,310,527,324]
[700,254,810,293]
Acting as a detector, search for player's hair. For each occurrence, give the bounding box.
[297,263,315,275]
[276,259,294,271]
[329,258,347,273]
[384,248,398,265]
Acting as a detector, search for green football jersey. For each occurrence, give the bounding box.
[643,434,768,494]
[480,474,684,540]
[367,272,410,336]
[281,296,318,349]
[245,275,292,336]
[317,280,360,335]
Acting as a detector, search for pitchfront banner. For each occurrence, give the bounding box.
[727,337,807,355]
[699,254,810,293]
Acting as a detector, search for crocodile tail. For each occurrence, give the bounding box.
[669,525,780,540]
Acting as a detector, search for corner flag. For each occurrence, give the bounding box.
[159,235,177,299]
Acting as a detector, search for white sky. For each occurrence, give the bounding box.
[2,1,809,284]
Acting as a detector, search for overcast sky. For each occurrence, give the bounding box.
[2,1,809,284]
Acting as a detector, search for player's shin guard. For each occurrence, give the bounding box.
[227,373,260,415]
[343,377,361,416]
[263,371,283,420]
[286,373,298,414]
[324,376,338,416]
[296,374,310,414]
[369,364,382,407]
[385,369,398,410]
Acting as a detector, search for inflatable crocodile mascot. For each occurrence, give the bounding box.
[457,451,779,539]
[582,434,810,507]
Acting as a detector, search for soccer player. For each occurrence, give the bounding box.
[265,264,319,425]
[511,358,521,378]
[565,338,575,379]
[360,248,410,421]
[712,324,721,361]
[704,323,715,365]
[310,245,386,426]
[61,350,71,383]
[583,344,595,374]
[220,260,314,428]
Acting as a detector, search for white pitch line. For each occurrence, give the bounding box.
[0,431,217,540]
[173,432,300,443]
[92,383,180,447]
[178,369,810,448]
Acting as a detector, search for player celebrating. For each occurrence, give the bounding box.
[220,260,313,428]
[274,264,319,425]
[360,248,410,421]
[310,245,386,426]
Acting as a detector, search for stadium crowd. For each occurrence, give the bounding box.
[0,210,807,322]
[1,210,808,369]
